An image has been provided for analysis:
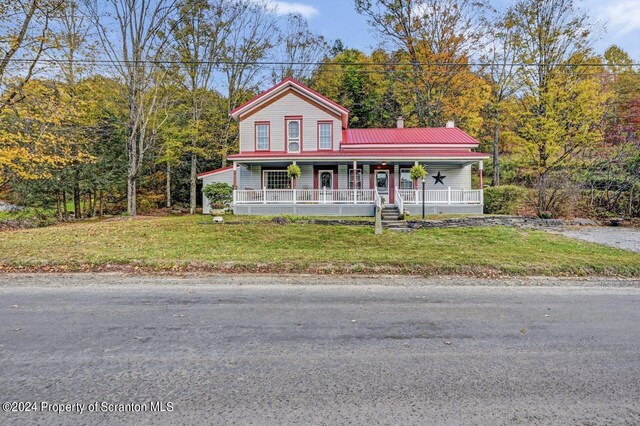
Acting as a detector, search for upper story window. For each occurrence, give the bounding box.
[318,122,332,150]
[287,119,301,153]
[256,122,269,151]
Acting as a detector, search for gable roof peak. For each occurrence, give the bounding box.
[229,77,349,128]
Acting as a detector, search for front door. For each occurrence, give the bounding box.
[376,170,389,198]
[318,170,334,202]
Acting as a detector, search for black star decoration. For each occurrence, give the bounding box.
[432,171,446,185]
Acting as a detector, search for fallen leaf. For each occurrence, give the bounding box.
[443,340,451,345]
[520,328,527,334]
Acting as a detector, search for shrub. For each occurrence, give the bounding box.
[202,183,233,208]
[483,185,528,215]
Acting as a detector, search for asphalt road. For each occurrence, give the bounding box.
[1,274,640,425]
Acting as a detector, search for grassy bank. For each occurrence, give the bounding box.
[0,215,638,276]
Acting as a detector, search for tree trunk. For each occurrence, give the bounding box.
[62,191,68,219]
[127,175,137,216]
[55,192,62,221]
[537,172,547,214]
[492,122,500,186]
[166,163,171,208]
[73,165,81,219]
[99,190,104,216]
[190,154,197,214]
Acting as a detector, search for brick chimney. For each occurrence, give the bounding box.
[397,116,404,128]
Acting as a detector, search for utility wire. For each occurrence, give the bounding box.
[4,58,640,68]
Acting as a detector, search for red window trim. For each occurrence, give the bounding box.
[254,121,270,151]
[317,120,333,151]
[285,116,303,154]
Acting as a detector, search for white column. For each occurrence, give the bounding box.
[353,160,357,204]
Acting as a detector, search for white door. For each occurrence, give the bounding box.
[376,170,389,196]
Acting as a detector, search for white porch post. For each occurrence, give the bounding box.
[478,160,484,205]
[263,186,266,204]
[232,161,237,205]
[353,160,357,204]
[292,160,297,204]
[447,186,452,205]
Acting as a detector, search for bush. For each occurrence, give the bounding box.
[202,183,233,208]
[483,185,528,215]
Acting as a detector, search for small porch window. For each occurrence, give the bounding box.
[287,119,301,153]
[263,170,290,189]
[347,168,362,189]
[400,168,413,189]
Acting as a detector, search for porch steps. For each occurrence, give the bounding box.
[381,219,413,233]
[381,205,401,221]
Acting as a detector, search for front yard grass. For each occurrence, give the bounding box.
[0,214,638,276]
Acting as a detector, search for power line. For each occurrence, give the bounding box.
[4,58,640,68]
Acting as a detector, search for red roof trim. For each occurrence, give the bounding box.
[228,149,489,160]
[230,77,349,116]
[196,166,233,178]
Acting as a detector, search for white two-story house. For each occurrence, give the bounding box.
[198,78,489,216]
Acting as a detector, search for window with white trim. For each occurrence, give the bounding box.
[347,168,362,189]
[400,168,413,190]
[263,170,290,189]
[318,122,332,149]
[287,120,301,152]
[256,123,269,150]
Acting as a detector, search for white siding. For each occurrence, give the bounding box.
[362,165,370,190]
[239,164,261,189]
[337,165,348,189]
[424,164,472,189]
[201,168,235,214]
[297,164,314,189]
[238,91,342,153]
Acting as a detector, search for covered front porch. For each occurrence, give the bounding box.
[228,158,485,216]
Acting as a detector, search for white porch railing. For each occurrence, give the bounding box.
[394,187,404,213]
[398,188,483,205]
[233,188,483,205]
[234,189,377,204]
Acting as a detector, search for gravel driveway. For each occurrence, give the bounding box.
[561,227,640,252]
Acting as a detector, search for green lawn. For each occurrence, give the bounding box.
[0,214,638,276]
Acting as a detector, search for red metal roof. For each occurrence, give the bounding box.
[230,77,349,116]
[228,149,489,160]
[196,165,233,178]
[342,127,479,145]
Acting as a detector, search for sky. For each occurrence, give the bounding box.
[264,0,640,60]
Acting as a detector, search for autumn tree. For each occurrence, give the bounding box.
[270,13,328,84]
[510,0,604,214]
[480,8,520,186]
[87,0,177,216]
[312,48,401,128]
[0,0,63,112]
[171,0,234,214]
[355,0,489,128]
